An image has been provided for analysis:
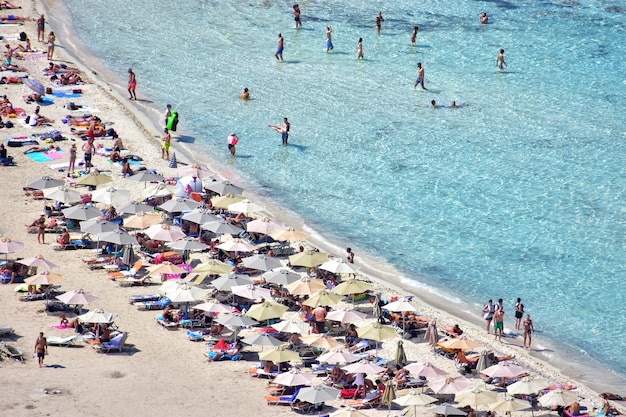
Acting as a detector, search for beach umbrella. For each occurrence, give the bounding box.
[216,239,257,252]
[475,350,492,373]
[329,408,369,417]
[143,183,175,199]
[168,284,209,303]
[342,359,386,375]
[194,300,232,314]
[426,320,439,347]
[211,273,253,291]
[439,336,481,351]
[147,262,186,277]
[193,260,234,276]
[127,171,164,184]
[24,270,63,285]
[396,340,408,367]
[242,333,284,348]
[295,385,339,404]
[117,201,154,215]
[227,199,265,216]
[331,278,373,296]
[205,180,244,196]
[241,254,283,271]
[538,389,578,408]
[145,223,186,242]
[18,255,58,269]
[182,209,220,225]
[159,197,201,213]
[23,77,46,96]
[319,258,357,275]
[178,163,214,180]
[454,387,498,408]
[271,226,310,242]
[427,403,468,416]
[393,390,438,417]
[158,279,187,295]
[201,220,243,235]
[317,349,359,365]
[273,368,316,387]
[489,398,531,413]
[80,218,118,234]
[506,377,549,396]
[122,244,136,266]
[91,187,130,205]
[231,284,273,300]
[481,362,527,379]
[356,322,398,342]
[168,152,177,168]
[75,172,113,187]
[263,268,302,286]
[167,237,208,251]
[77,308,118,324]
[62,204,102,221]
[42,185,81,204]
[302,290,344,308]
[98,229,136,245]
[26,175,64,190]
[404,362,448,378]
[301,334,343,350]
[326,308,367,323]
[217,314,258,328]
[0,236,25,257]
[286,277,326,295]
[246,217,283,235]
[380,380,397,412]
[211,193,245,209]
[56,288,99,305]
[383,299,418,314]
[123,211,162,229]
[428,376,473,394]
[289,250,329,268]
[271,319,310,335]
[259,345,301,363]
[245,300,288,321]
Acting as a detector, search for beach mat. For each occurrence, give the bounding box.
[26,150,64,163]
[51,91,82,99]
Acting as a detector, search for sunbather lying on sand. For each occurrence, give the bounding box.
[0,14,29,22]
[455,350,515,369]
[0,2,21,9]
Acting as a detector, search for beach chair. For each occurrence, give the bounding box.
[128,293,162,304]
[116,274,151,287]
[264,387,301,405]
[343,389,382,409]
[186,329,204,341]
[47,335,78,347]
[134,297,171,310]
[93,332,129,353]
[0,342,24,362]
[108,260,143,281]
[155,315,178,330]
[0,327,15,338]
[289,400,318,414]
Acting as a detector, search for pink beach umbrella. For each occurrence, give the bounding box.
[428,376,473,394]
[404,362,448,378]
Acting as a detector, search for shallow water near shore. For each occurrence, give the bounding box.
[56,0,626,386]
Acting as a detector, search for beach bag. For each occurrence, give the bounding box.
[19,32,27,41]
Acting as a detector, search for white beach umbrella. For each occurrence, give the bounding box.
[204,180,244,196]
[454,387,498,408]
[428,376,473,394]
[342,359,386,375]
[271,319,310,334]
[538,389,578,407]
[481,363,527,379]
[272,368,316,387]
[145,223,186,242]
[159,197,201,213]
[231,284,273,300]
[91,186,130,205]
[383,299,418,313]
[194,300,232,314]
[201,220,243,235]
[489,398,531,413]
[62,204,102,221]
[42,185,81,204]
[56,288,99,305]
[245,217,283,235]
[143,183,176,199]
[317,349,359,365]
[326,308,367,323]
[263,269,303,286]
[182,209,220,225]
[241,333,284,348]
[506,377,549,395]
[167,238,209,251]
[404,362,448,378]
[227,199,265,216]
[178,164,214,180]
[319,258,357,275]
[127,171,164,183]
[18,255,58,269]
[0,236,25,256]
[216,239,257,252]
[241,254,283,271]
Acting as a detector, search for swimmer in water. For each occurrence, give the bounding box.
[496,48,506,70]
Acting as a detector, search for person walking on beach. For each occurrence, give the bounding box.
[482,299,495,334]
[275,33,284,60]
[82,138,93,172]
[293,4,301,28]
[127,68,137,100]
[34,332,47,368]
[227,133,238,156]
[36,14,45,43]
[375,11,384,35]
[496,48,506,70]
[161,128,171,160]
[46,31,55,60]
[68,143,77,175]
[356,38,364,59]
[414,62,426,90]
[514,297,524,330]
[269,117,290,145]
[325,26,334,52]
[411,26,419,45]
[493,306,504,342]
[522,314,534,350]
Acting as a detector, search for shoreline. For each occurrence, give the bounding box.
[40,0,626,396]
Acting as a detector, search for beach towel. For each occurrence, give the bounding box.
[52,324,72,330]
[21,52,47,60]
[51,91,82,99]
[26,150,64,162]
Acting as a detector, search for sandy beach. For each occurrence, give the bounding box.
[0,1,624,416]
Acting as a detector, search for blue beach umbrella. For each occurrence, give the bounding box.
[22,78,46,96]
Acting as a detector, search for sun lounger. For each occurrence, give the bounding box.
[290,400,318,414]
[116,275,151,287]
[93,332,129,353]
[186,329,204,341]
[265,388,301,405]
[0,342,24,362]
[343,389,382,409]
[0,327,14,337]
[155,315,178,330]
[47,335,78,347]
[129,293,162,304]
[135,297,171,310]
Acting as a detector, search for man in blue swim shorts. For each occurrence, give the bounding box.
[275,32,284,60]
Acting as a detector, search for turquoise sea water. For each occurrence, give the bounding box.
[58,0,626,380]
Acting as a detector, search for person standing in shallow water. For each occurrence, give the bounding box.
[269,118,290,145]
[275,33,284,60]
[127,68,137,100]
[356,38,364,59]
[514,297,524,330]
[496,49,506,70]
[413,62,426,90]
[293,4,301,28]
[523,314,534,350]
[375,11,384,34]
[411,26,418,45]
[325,26,334,52]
